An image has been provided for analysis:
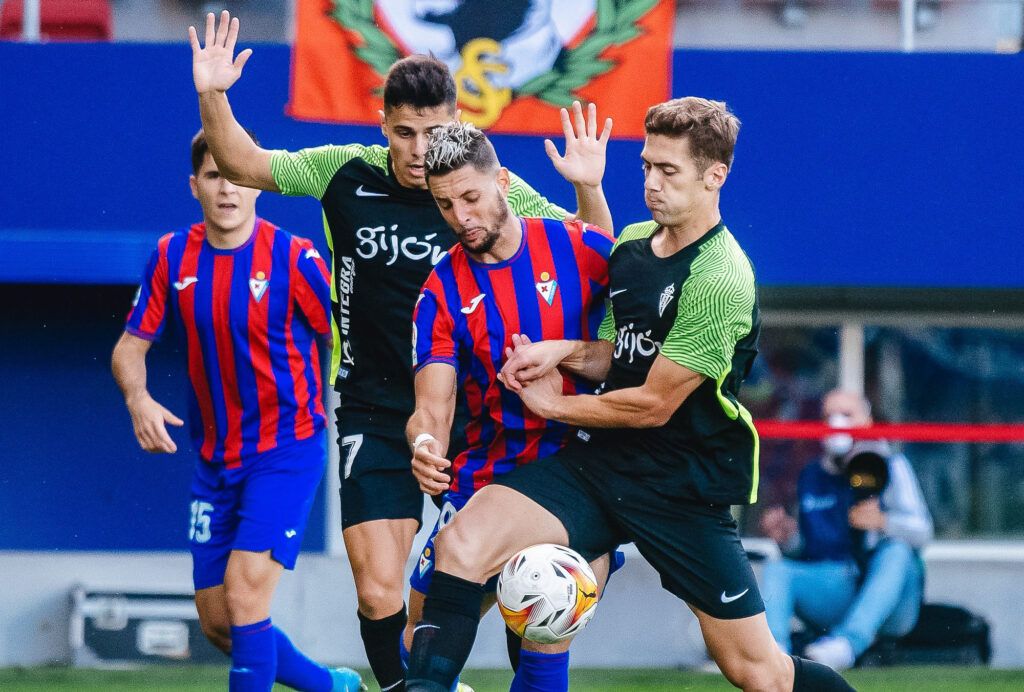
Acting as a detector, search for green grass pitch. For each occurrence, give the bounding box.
[2,666,1024,691]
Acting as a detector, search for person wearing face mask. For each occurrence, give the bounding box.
[759,389,933,671]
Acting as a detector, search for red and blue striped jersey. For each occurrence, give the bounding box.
[413,217,613,495]
[125,218,332,467]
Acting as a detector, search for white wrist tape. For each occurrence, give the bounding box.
[413,433,436,451]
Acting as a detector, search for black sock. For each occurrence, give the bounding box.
[505,626,522,672]
[791,655,856,691]
[405,571,485,692]
[358,606,408,692]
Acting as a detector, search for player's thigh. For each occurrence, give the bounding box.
[437,456,619,580]
[344,518,419,588]
[234,437,326,577]
[188,461,241,592]
[338,427,425,531]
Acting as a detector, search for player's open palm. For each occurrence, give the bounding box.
[545,101,612,189]
[188,10,252,94]
[128,393,184,454]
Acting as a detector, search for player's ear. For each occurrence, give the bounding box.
[379,109,388,139]
[496,167,511,198]
[189,175,199,200]
[704,162,728,191]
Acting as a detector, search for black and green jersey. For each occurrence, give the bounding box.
[270,144,566,426]
[590,220,760,505]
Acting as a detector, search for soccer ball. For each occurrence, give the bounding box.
[496,544,599,644]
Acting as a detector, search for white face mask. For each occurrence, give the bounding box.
[823,413,853,458]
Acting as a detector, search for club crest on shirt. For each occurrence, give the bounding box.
[536,271,558,306]
[249,271,269,303]
[304,247,321,260]
[658,283,676,317]
[418,547,433,577]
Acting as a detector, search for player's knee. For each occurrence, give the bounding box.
[716,650,789,692]
[354,573,404,618]
[433,521,490,580]
[223,572,271,623]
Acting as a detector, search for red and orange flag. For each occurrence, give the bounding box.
[288,0,676,137]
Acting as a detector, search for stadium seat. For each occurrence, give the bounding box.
[0,0,112,41]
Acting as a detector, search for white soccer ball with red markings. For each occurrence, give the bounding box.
[496,543,599,644]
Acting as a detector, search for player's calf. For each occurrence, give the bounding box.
[195,586,232,654]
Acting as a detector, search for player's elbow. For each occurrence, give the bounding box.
[635,402,673,428]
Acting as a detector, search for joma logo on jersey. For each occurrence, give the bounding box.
[355,225,448,266]
[614,322,662,364]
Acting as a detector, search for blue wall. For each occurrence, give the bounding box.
[1,43,1022,288]
[1,43,1022,551]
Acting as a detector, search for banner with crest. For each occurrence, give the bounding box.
[288,0,676,137]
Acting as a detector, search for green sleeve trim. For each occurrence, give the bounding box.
[507,172,568,220]
[611,220,658,254]
[660,232,755,380]
[711,370,761,503]
[270,144,388,199]
[597,301,616,343]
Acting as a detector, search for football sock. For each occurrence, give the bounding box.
[791,655,855,691]
[509,649,569,692]
[405,572,485,692]
[401,637,465,692]
[359,606,408,692]
[229,619,277,691]
[274,626,333,691]
[505,626,522,672]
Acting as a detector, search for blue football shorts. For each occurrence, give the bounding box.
[188,434,326,590]
[409,490,625,596]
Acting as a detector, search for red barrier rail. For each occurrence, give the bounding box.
[754,421,1024,443]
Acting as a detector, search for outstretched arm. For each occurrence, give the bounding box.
[545,101,614,232]
[112,332,184,453]
[189,11,278,191]
[499,334,613,392]
[517,354,704,429]
[406,363,458,496]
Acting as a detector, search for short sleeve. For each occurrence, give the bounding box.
[507,172,569,220]
[660,273,755,380]
[125,235,172,341]
[412,277,457,373]
[292,237,332,335]
[579,223,614,286]
[270,144,372,199]
[597,303,616,344]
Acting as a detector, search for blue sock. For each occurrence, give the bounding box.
[509,649,569,692]
[275,626,333,691]
[230,619,277,692]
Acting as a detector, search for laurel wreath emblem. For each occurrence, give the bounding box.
[330,0,659,107]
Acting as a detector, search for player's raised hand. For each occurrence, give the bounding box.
[544,101,612,189]
[188,10,252,94]
[127,393,184,454]
[411,438,451,495]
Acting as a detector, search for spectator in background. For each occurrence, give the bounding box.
[759,389,933,670]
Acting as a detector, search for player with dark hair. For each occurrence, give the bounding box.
[189,11,613,691]
[405,121,618,691]
[112,129,363,691]
[403,98,854,692]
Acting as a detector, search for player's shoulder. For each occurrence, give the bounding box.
[692,226,754,284]
[616,220,659,246]
[284,142,389,172]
